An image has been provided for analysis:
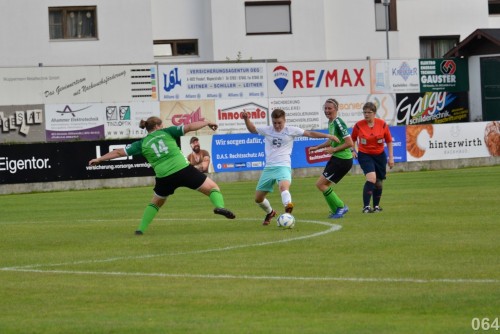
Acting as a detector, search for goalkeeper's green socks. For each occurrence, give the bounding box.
[323,187,344,213]
[209,189,225,208]
[137,203,160,233]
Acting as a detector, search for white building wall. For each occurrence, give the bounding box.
[151,0,495,63]
[468,53,500,122]
[330,0,492,60]
[469,56,483,122]
[207,0,328,62]
[0,0,154,67]
[0,0,497,66]
[323,0,393,60]
[151,0,214,63]
[396,0,490,59]
[489,14,500,27]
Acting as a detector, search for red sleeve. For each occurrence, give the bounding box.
[351,123,359,142]
[383,122,392,143]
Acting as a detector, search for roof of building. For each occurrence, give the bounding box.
[445,28,500,57]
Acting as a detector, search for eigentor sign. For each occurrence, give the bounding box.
[0,140,153,184]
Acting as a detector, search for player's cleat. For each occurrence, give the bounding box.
[285,202,294,214]
[329,205,349,219]
[262,210,277,225]
[362,206,373,213]
[135,230,143,235]
[214,208,236,219]
[373,206,383,212]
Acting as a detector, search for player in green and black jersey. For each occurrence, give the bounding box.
[89,116,235,235]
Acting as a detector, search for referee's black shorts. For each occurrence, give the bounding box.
[357,151,388,180]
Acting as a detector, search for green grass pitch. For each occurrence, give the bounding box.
[1,166,499,333]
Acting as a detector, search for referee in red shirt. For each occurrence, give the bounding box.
[351,102,394,213]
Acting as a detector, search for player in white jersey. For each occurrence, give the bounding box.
[242,108,339,225]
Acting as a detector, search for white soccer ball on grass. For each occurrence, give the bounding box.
[277,213,295,229]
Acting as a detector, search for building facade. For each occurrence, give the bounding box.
[1,0,499,67]
[152,0,498,63]
[0,0,153,67]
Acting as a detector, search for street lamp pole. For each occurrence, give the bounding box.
[382,0,390,59]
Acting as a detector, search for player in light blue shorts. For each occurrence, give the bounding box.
[242,108,339,226]
[256,166,292,192]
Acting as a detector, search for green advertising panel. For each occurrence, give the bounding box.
[419,58,469,92]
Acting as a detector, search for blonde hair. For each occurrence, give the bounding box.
[324,98,339,110]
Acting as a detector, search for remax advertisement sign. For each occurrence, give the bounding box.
[267,61,370,97]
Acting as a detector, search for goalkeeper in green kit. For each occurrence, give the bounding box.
[89,116,236,235]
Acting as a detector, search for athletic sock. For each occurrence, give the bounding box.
[363,181,375,208]
[281,190,292,207]
[137,203,159,232]
[209,189,225,208]
[258,198,273,214]
[373,188,383,207]
[323,187,344,212]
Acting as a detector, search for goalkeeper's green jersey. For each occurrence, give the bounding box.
[125,125,189,178]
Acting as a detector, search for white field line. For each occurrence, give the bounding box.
[2,218,499,284]
[1,219,340,270]
[1,268,499,284]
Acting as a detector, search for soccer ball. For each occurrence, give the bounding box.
[277,213,295,229]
